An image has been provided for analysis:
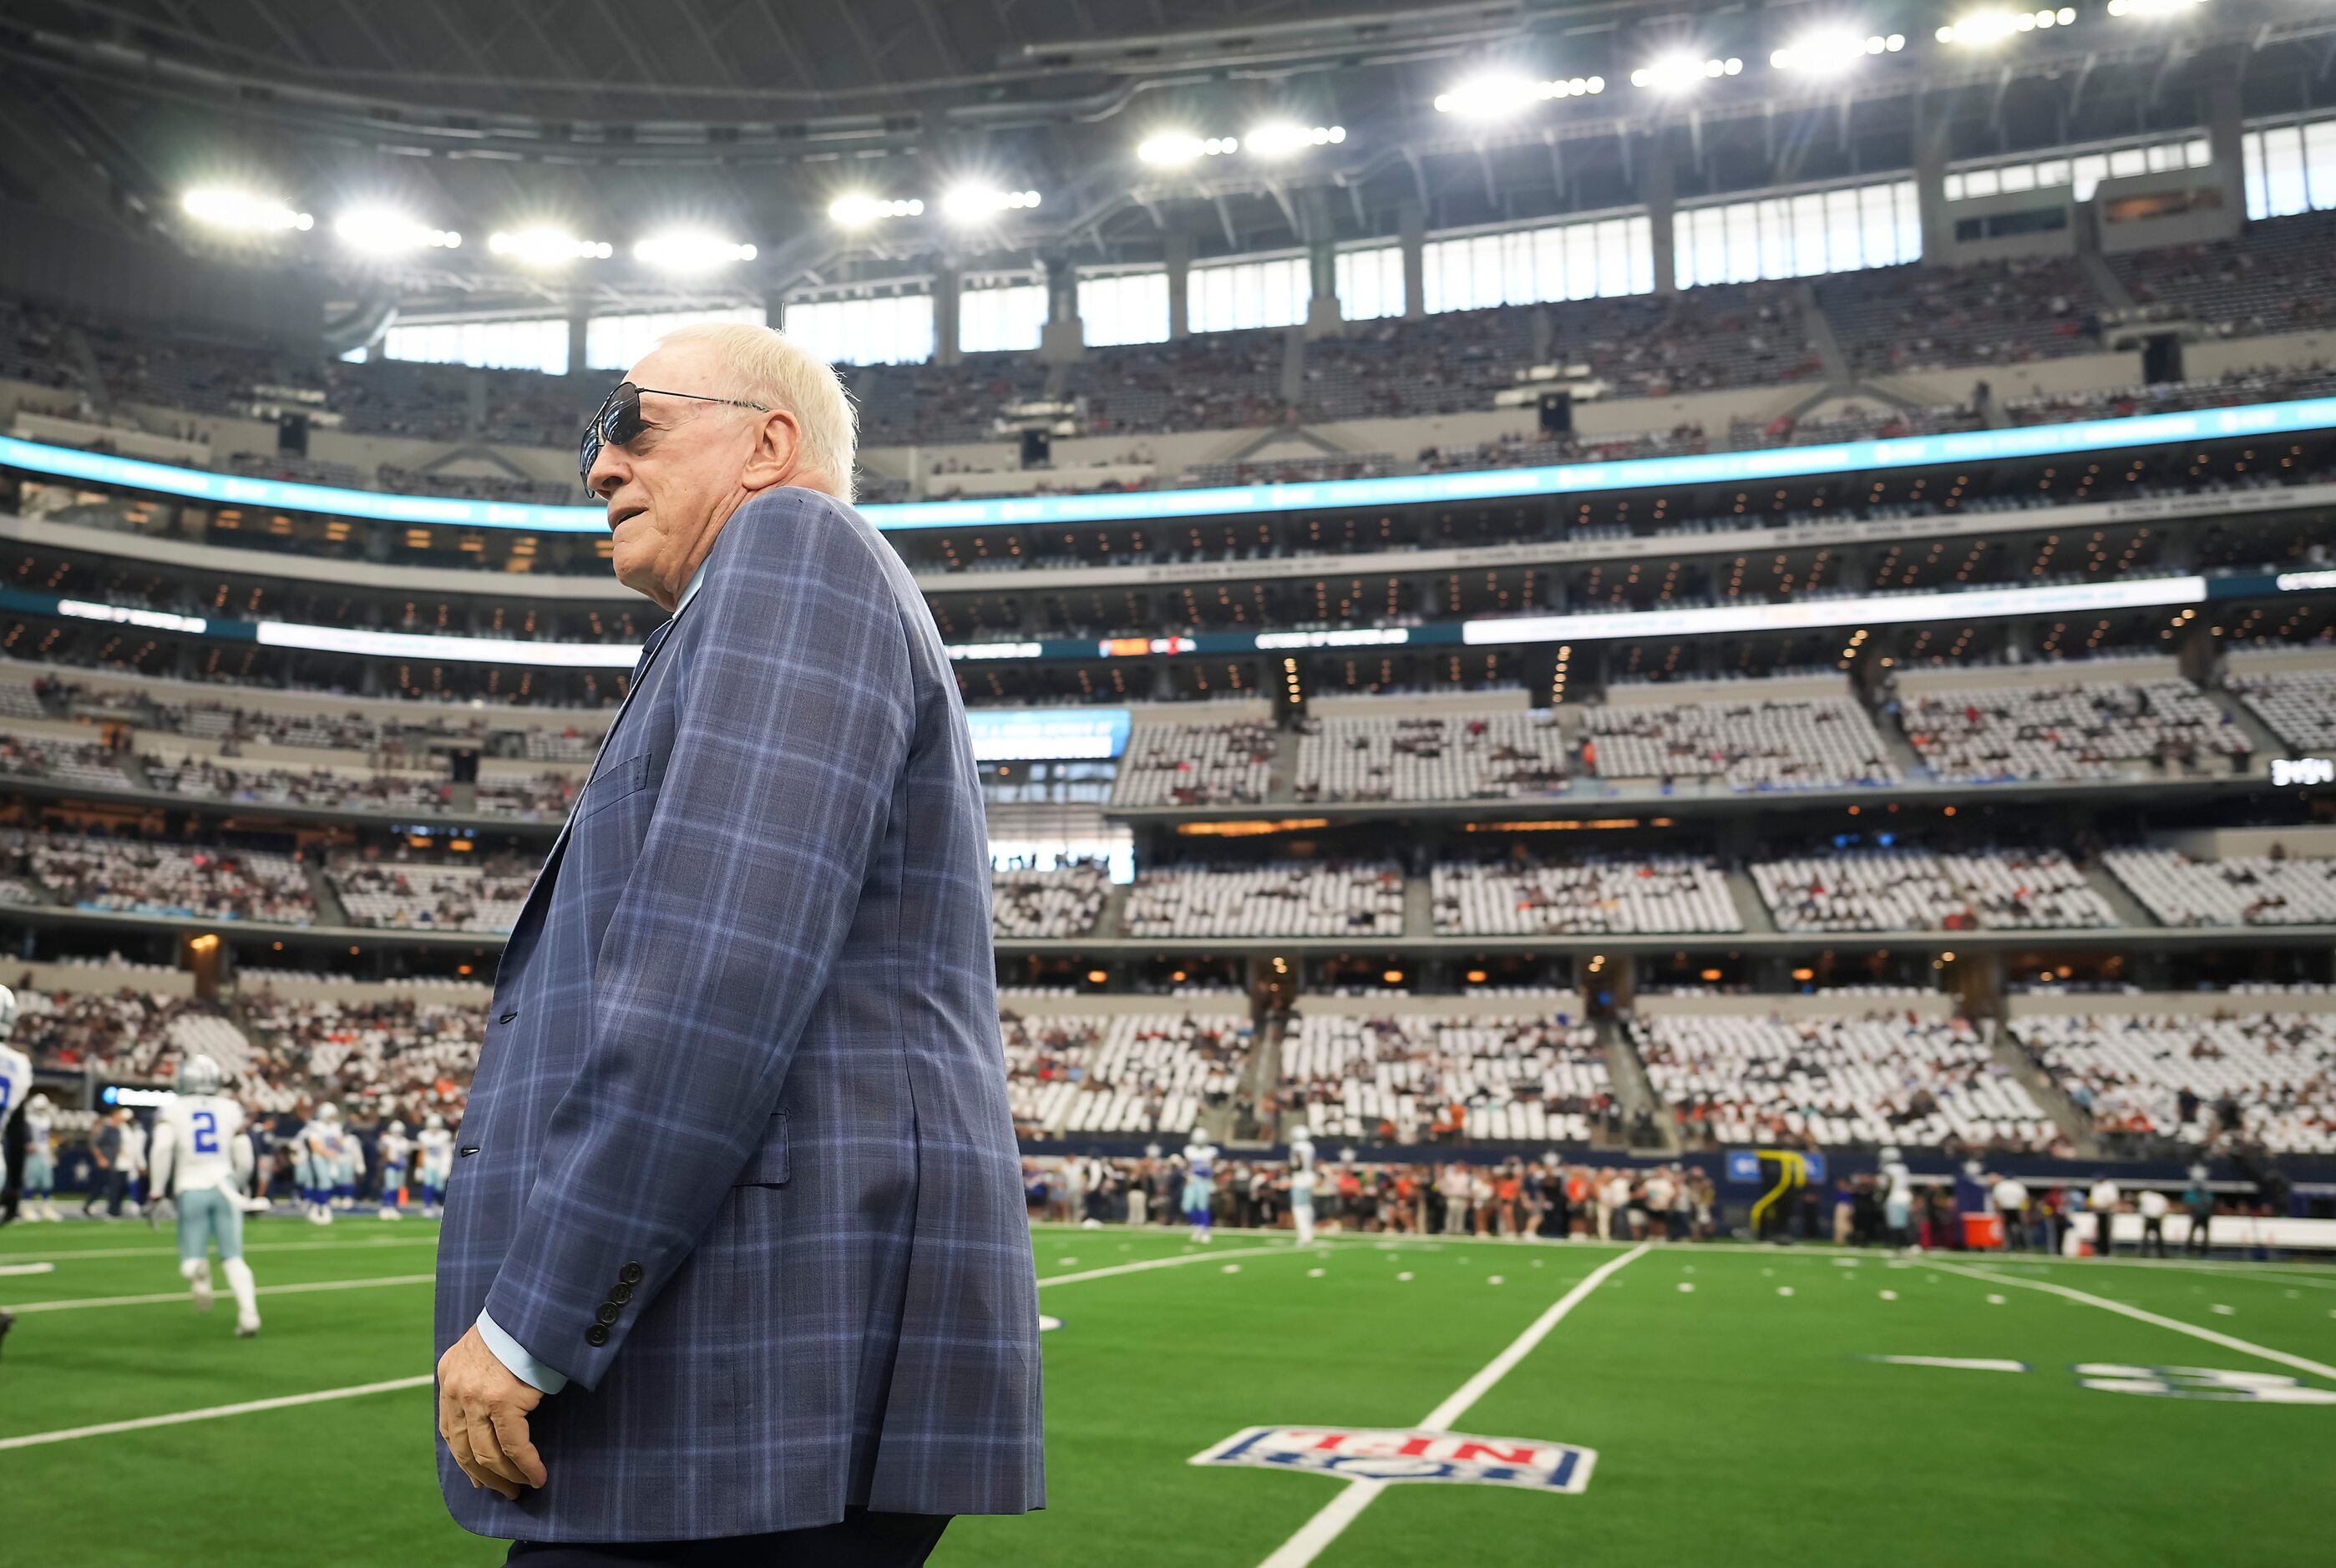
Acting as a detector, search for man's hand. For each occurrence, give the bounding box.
[436,1323,548,1500]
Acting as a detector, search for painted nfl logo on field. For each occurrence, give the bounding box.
[1190,1427,1597,1492]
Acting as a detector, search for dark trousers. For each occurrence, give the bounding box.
[2142,1216,2166,1257]
[2185,1215,2211,1257]
[507,1510,950,1568]
[2095,1211,2114,1257]
[85,1170,128,1216]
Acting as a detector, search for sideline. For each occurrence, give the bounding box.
[0,1376,435,1452]
[0,1236,438,1264]
[1254,1242,1652,1568]
[1929,1260,2336,1383]
[3,1273,435,1314]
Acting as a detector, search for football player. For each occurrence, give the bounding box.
[1181,1125,1219,1243]
[302,1103,345,1225]
[376,1118,410,1221]
[1288,1130,1318,1247]
[415,1110,454,1218]
[147,1055,261,1337]
[21,1092,58,1222]
[0,984,29,1228]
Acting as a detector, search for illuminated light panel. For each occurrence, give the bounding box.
[1937,8,2075,44]
[1138,134,1239,164]
[1432,73,1604,116]
[488,230,614,263]
[941,186,1042,222]
[632,232,758,270]
[2106,0,2207,14]
[1771,32,1905,72]
[1631,56,1743,91]
[9,398,2336,535]
[335,209,460,252]
[828,195,925,225]
[182,188,312,233]
[1173,819,1333,837]
[1461,575,2209,650]
[1244,124,1347,157]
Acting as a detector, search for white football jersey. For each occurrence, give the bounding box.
[0,1043,30,1120]
[417,1126,454,1171]
[157,1094,246,1194]
[379,1129,412,1168]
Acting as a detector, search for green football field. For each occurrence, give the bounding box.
[4,1214,2333,1566]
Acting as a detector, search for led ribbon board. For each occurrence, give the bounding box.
[8,394,2336,533]
[964,707,1132,761]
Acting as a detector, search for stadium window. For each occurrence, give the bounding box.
[780,291,935,366]
[2242,118,2336,219]
[1675,179,1914,288]
[585,306,767,372]
[381,316,569,375]
[1335,245,1405,321]
[960,277,1047,354]
[1424,215,1651,310]
[1077,270,1169,346]
[1188,255,1309,332]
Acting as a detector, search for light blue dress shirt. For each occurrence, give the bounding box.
[474,556,711,1397]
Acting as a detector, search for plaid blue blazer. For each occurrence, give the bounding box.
[433,488,1044,1541]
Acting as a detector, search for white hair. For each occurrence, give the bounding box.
[654,321,859,503]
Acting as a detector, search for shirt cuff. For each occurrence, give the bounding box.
[476,1309,570,1394]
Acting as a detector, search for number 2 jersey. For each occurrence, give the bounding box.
[156,1094,247,1195]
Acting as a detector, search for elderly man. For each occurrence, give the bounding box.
[433,322,1043,1565]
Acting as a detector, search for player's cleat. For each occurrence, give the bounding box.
[378,1204,401,1221]
[183,1257,215,1313]
[0,1309,13,1359]
[235,1315,261,1338]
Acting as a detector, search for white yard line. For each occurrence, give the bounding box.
[0,1376,436,1452]
[1255,1242,1651,1568]
[0,1236,436,1263]
[4,1273,435,1313]
[1040,1245,1302,1287]
[1930,1260,2336,1383]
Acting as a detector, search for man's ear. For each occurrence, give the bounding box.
[740,407,803,493]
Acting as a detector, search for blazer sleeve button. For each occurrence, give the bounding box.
[595,1302,621,1325]
[618,1262,645,1286]
[585,1323,611,1348]
[609,1282,634,1305]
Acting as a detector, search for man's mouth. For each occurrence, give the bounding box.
[608,504,647,532]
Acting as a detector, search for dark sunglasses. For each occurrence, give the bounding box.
[579,381,771,498]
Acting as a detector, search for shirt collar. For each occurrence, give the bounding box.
[676,556,712,616]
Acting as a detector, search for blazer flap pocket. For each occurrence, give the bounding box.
[733,1112,791,1187]
[580,751,653,819]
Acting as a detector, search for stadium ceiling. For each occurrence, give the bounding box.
[8,0,2336,312]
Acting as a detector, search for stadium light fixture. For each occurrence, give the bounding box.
[1243,124,1347,158]
[2106,0,2207,16]
[1770,30,1905,73]
[1629,55,1744,92]
[182,188,312,234]
[632,232,758,271]
[828,195,925,226]
[334,209,460,253]
[1431,73,1604,118]
[940,185,1042,224]
[488,230,614,264]
[1138,133,1239,164]
[1937,8,2075,44]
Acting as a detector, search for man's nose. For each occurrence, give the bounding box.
[589,446,628,500]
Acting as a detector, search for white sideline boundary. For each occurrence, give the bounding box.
[1040,1245,1301,1288]
[1929,1261,2336,1383]
[0,1236,437,1263]
[0,1377,436,1452]
[4,1273,435,1313]
[1254,1242,1651,1568]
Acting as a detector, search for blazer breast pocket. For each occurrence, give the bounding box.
[732,1111,791,1188]
[578,751,656,821]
